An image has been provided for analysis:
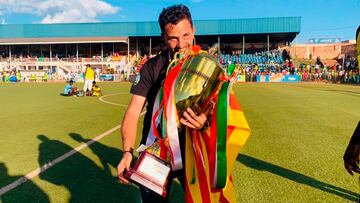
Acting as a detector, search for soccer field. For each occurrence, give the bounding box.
[0,82,359,202]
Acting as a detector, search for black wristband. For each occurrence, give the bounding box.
[123,148,134,157]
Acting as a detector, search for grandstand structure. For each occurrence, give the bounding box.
[0,17,300,78]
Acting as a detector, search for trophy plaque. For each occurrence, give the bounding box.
[125,151,171,197]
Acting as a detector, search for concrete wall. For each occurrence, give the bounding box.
[288,42,356,60]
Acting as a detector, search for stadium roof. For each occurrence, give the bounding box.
[0,17,301,45]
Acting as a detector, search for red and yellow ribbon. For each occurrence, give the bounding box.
[185,74,251,202]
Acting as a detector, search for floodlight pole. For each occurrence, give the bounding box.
[294,33,298,69]
[90,43,92,58]
[9,45,11,67]
[267,35,270,64]
[101,43,104,62]
[127,38,130,63]
[50,44,52,70]
[136,38,138,54]
[242,35,245,55]
[76,44,79,62]
[218,36,221,54]
[150,37,152,55]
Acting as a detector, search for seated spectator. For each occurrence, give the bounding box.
[63,80,81,96]
[91,81,102,96]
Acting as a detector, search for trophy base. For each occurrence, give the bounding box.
[125,151,171,198]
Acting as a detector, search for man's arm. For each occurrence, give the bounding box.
[343,121,360,175]
[117,94,146,183]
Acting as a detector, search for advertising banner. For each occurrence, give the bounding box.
[100,74,114,81]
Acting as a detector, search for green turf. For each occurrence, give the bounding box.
[233,83,360,203]
[0,82,359,202]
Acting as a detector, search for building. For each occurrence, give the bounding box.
[0,17,301,77]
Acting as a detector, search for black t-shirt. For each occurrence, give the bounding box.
[130,50,169,145]
[130,50,186,178]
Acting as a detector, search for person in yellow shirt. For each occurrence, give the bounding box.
[83,64,95,93]
[91,81,102,96]
[16,71,21,82]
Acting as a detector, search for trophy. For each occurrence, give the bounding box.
[174,52,224,113]
[125,52,224,197]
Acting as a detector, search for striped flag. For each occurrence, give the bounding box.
[185,81,251,203]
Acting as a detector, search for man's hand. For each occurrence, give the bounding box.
[343,143,360,175]
[179,103,214,130]
[343,121,360,175]
[117,95,145,183]
[117,153,133,184]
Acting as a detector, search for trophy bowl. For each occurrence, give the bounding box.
[174,53,224,114]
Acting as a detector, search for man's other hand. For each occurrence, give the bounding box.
[344,143,360,175]
[343,121,360,175]
[180,103,214,130]
[117,153,133,184]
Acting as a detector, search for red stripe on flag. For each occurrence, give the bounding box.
[226,125,235,140]
[185,176,195,203]
[151,102,163,139]
[219,190,230,203]
[208,99,218,187]
[229,93,241,111]
[193,130,211,203]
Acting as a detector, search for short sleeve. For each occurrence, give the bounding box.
[130,62,153,97]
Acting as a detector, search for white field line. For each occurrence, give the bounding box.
[98,92,130,107]
[0,92,141,196]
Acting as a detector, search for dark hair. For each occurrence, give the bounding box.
[158,4,193,34]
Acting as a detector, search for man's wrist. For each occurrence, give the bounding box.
[123,148,134,157]
[200,120,210,131]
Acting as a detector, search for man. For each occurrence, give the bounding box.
[63,80,74,95]
[344,122,360,175]
[83,64,95,92]
[91,81,102,97]
[117,4,210,202]
[63,80,79,96]
[343,26,360,175]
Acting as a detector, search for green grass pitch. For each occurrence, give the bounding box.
[0,82,359,202]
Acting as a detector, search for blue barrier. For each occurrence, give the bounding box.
[283,75,300,82]
[256,75,300,82]
[256,75,270,82]
[100,74,114,81]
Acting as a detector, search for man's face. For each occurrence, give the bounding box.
[163,18,194,55]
